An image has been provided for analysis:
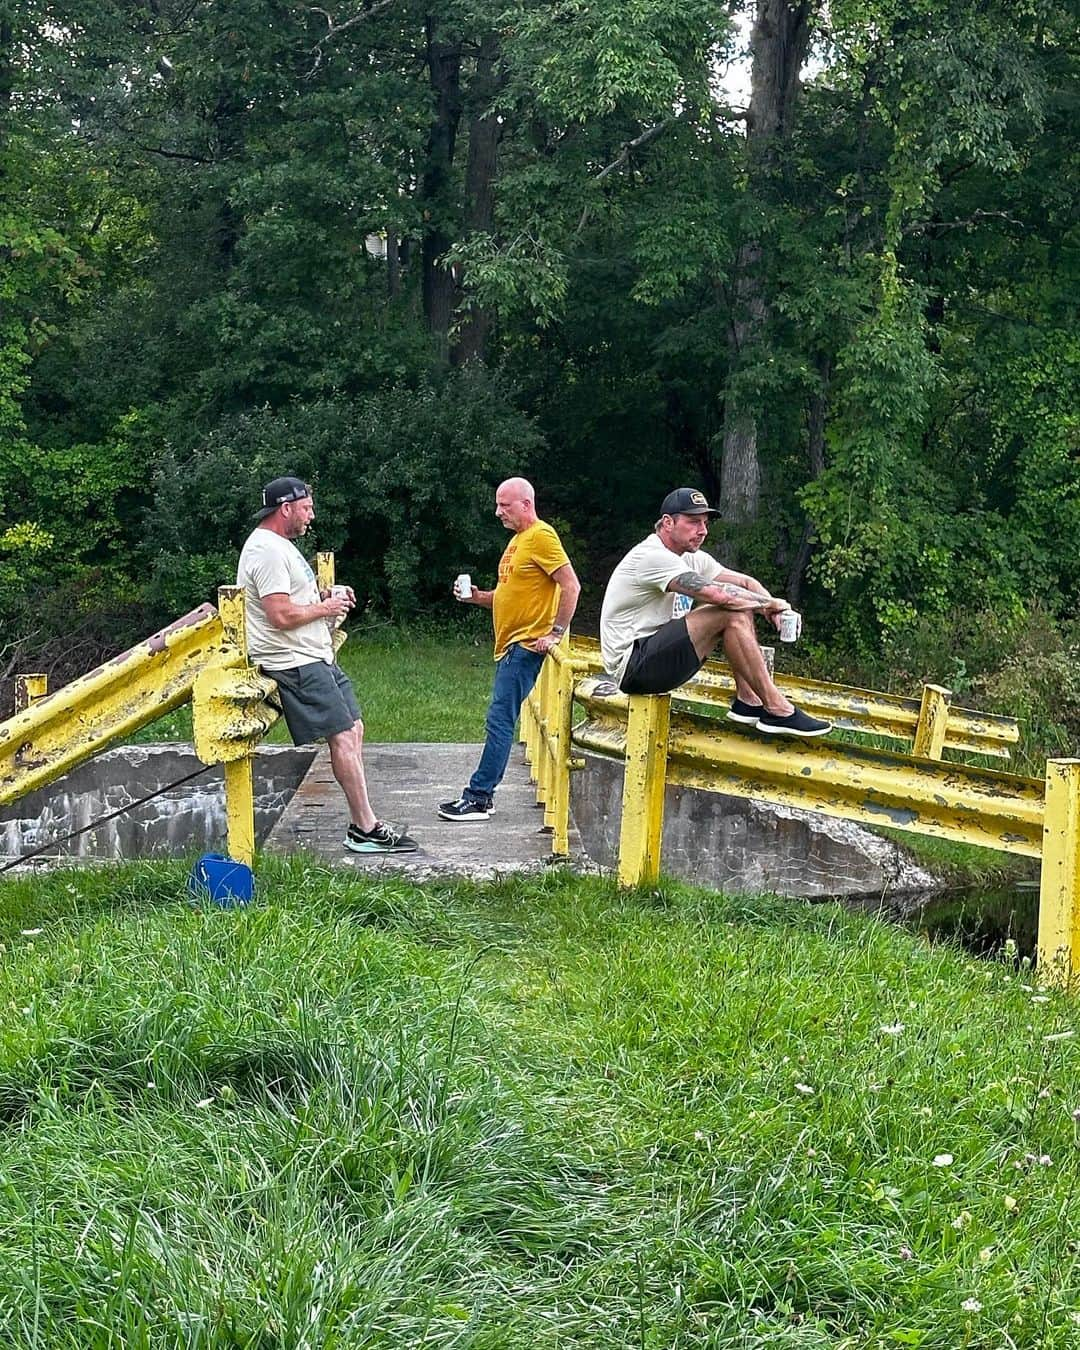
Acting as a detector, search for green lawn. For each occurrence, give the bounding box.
[0,862,1078,1345]
[131,625,496,745]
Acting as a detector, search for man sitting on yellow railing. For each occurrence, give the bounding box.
[599,488,831,738]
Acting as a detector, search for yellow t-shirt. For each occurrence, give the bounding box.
[491,521,570,659]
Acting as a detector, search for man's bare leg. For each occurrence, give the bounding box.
[684,607,794,715]
[328,720,378,831]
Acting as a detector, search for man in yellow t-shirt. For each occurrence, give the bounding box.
[439,477,580,821]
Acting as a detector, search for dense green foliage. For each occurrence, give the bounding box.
[1,861,1079,1344]
[1,0,1077,726]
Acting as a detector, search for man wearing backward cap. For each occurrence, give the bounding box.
[237,476,418,853]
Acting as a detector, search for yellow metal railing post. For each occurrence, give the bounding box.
[14,675,48,713]
[1037,759,1080,989]
[217,585,257,868]
[618,693,670,887]
[550,648,576,856]
[539,656,556,823]
[316,551,335,591]
[913,683,951,759]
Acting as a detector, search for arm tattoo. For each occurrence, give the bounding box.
[671,573,769,606]
[672,572,711,596]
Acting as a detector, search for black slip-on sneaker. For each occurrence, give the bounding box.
[756,707,832,738]
[727,697,764,724]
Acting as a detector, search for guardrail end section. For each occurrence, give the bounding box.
[1038,759,1080,992]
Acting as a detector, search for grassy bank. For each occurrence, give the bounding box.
[1,861,1078,1346]
[132,624,495,745]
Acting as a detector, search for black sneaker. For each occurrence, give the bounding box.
[438,797,491,821]
[756,707,832,738]
[344,821,419,853]
[727,697,764,724]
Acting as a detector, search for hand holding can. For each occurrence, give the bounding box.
[329,584,351,629]
[454,572,473,601]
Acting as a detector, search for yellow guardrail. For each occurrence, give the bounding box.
[565,635,1020,760]
[0,552,344,868]
[520,646,1080,989]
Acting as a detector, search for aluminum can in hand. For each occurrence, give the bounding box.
[779,610,801,643]
[329,584,350,629]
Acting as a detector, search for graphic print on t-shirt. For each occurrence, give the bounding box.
[498,539,518,585]
[672,594,692,619]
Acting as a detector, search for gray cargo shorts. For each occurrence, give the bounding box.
[262,660,361,744]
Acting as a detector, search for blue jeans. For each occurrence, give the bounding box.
[466,643,546,803]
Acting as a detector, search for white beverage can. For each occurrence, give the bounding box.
[329,584,350,628]
[779,610,801,643]
[455,572,473,600]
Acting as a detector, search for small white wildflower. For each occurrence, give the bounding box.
[1039,1154,1053,1167]
[794,1082,814,1095]
[1070,1311,1080,1326]
[1004,1194,1018,1211]
[952,1210,973,1231]
[932,1153,954,1167]
[1032,995,1050,1004]
[1003,938,1018,957]
[1021,984,1034,992]
[1039,1087,1051,1099]
[898,1245,914,1261]
[1072,1107,1080,1121]
[961,1298,982,1314]
[807,1147,817,1158]
[918,1105,933,1118]
[879,1022,905,1035]
[978,1246,994,1264]
[694,1130,705,1141]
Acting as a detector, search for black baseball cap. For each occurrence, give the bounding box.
[255,476,311,520]
[660,487,719,518]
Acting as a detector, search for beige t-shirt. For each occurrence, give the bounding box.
[600,533,723,683]
[237,529,334,671]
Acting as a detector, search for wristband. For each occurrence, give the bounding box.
[550,623,566,636]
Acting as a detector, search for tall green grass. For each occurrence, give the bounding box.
[1,861,1079,1345]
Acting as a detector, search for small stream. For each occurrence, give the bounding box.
[858,880,1041,961]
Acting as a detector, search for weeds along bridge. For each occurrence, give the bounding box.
[522,640,1080,988]
[2,573,1079,985]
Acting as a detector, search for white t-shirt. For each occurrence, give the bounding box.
[236,528,334,671]
[600,533,724,683]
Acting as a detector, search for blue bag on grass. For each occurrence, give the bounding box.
[188,853,254,908]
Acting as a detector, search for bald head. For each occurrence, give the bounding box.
[498,476,534,502]
[495,477,539,533]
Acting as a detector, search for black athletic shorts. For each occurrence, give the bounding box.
[620,617,705,695]
[263,660,361,745]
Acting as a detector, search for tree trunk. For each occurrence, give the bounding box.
[420,20,462,362]
[719,0,817,525]
[452,33,501,366]
[211,92,244,269]
[786,354,830,603]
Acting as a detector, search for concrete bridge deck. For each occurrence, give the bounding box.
[263,742,583,879]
